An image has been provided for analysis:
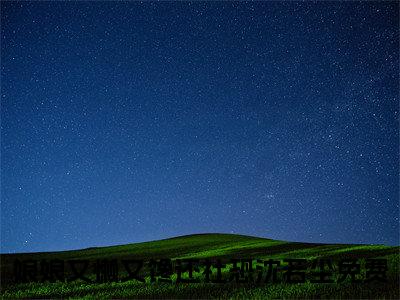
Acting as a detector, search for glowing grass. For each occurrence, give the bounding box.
[1,233,399,299]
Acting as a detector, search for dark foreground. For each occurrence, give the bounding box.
[1,233,399,299]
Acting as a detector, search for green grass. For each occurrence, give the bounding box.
[1,233,399,299]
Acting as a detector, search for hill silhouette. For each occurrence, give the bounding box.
[1,233,399,299]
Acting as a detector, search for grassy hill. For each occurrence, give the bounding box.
[1,233,399,299]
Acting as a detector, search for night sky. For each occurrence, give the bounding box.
[1,1,399,253]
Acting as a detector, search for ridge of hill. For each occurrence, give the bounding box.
[1,233,399,299]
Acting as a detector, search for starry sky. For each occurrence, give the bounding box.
[1,1,399,253]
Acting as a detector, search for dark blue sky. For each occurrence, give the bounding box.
[1,1,398,253]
